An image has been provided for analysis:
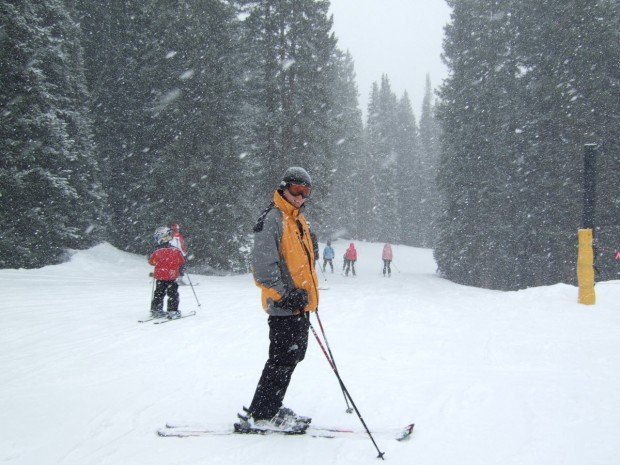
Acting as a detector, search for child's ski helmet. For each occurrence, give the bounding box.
[153,226,173,244]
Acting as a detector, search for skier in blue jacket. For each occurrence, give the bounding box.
[322,240,335,273]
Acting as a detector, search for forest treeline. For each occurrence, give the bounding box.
[1,0,618,289]
[0,0,440,273]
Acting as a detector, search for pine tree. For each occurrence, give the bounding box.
[364,75,402,242]
[238,0,338,209]
[436,0,526,289]
[322,50,364,241]
[75,1,156,253]
[436,0,619,289]
[512,0,620,284]
[0,0,105,268]
[394,91,420,246]
[77,0,251,270]
[416,76,440,248]
[141,0,251,271]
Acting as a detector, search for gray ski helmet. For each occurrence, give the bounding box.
[279,166,312,190]
[153,226,173,244]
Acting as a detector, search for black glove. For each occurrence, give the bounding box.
[276,288,308,311]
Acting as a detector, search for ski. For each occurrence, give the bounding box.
[138,315,167,323]
[160,422,414,441]
[158,426,331,439]
[153,311,197,324]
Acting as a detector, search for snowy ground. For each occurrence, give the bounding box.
[1,240,619,465]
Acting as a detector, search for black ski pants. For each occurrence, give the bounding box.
[151,280,179,312]
[248,314,310,420]
[344,259,356,276]
[323,258,333,272]
[383,259,392,276]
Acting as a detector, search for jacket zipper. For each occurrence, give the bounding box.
[296,220,319,306]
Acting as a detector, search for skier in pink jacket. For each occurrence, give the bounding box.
[382,243,393,277]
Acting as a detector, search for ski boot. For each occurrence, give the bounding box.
[276,406,312,425]
[234,410,307,435]
[150,309,167,319]
[167,310,181,319]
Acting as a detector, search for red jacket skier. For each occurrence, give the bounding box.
[343,243,357,276]
[149,245,185,281]
[344,243,357,261]
[148,227,185,319]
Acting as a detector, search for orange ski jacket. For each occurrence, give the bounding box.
[252,190,319,315]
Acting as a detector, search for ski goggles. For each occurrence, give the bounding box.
[287,183,312,199]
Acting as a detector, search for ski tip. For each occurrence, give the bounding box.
[396,423,415,442]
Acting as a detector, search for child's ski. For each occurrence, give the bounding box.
[138,315,166,323]
[153,311,197,324]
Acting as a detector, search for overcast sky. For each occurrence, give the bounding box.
[328,0,452,120]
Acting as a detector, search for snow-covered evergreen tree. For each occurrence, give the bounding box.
[321,50,364,241]
[437,0,539,289]
[395,91,420,246]
[363,76,400,242]
[137,0,251,272]
[0,0,105,268]
[238,0,338,209]
[77,0,251,271]
[436,0,619,289]
[514,0,620,282]
[416,75,442,248]
[75,1,156,253]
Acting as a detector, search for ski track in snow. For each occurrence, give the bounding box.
[1,241,619,465]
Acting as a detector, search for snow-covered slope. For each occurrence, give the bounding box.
[1,241,619,465]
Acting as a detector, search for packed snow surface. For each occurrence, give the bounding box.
[1,241,619,465]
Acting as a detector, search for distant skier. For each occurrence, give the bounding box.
[323,240,335,273]
[382,243,393,277]
[170,223,187,256]
[169,223,188,285]
[343,242,357,277]
[148,227,185,319]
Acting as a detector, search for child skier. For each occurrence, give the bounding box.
[148,226,186,319]
[323,240,335,272]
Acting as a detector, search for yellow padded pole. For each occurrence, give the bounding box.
[577,228,595,305]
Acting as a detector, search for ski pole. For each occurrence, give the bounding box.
[315,311,352,413]
[318,262,328,283]
[149,277,156,310]
[186,273,202,310]
[392,261,401,273]
[310,315,385,460]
